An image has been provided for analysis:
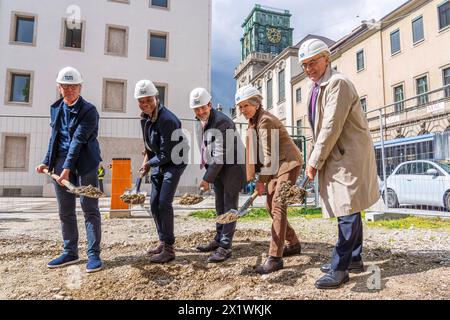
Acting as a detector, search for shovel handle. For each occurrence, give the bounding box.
[300,176,310,189]
[240,190,259,213]
[42,169,76,191]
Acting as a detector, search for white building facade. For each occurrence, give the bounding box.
[0,0,211,196]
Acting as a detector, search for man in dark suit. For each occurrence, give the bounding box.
[36,66,102,273]
[189,87,246,263]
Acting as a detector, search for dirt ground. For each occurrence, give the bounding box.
[0,209,449,300]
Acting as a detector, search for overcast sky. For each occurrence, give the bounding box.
[211,0,409,113]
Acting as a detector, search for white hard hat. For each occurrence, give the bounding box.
[189,87,212,109]
[56,66,83,84]
[134,80,158,99]
[298,39,331,63]
[235,85,262,105]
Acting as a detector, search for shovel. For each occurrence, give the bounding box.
[216,190,259,224]
[42,169,104,199]
[120,174,147,205]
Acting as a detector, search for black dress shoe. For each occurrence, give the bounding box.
[320,260,364,274]
[282,243,301,257]
[196,240,220,252]
[207,247,232,263]
[255,256,283,275]
[315,270,349,289]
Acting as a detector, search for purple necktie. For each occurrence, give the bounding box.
[310,83,319,125]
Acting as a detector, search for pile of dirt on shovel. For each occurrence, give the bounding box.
[179,193,204,205]
[275,181,306,205]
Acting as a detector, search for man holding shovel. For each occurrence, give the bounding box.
[36,67,103,273]
[299,39,379,289]
[189,88,246,263]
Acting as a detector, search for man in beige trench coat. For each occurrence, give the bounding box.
[299,39,380,289]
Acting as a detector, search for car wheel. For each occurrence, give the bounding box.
[444,192,450,212]
[385,189,399,208]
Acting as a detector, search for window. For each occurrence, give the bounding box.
[394,85,405,112]
[5,69,33,105]
[443,67,450,98]
[105,25,128,57]
[103,79,127,113]
[296,119,303,136]
[360,97,367,112]
[150,0,169,8]
[1,135,29,171]
[416,75,429,105]
[267,79,273,109]
[10,13,36,45]
[148,31,168,60]
[356,50,365,71]
[61,19,84,50]
[438,1,450,30]
[396,163,410,175]
[390,29,401,55]
[295,88,302,103]
[155,84,167,106]
[278,69,285,103]
[412,16,424,44]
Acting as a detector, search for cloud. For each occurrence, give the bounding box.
[211,0,409,114]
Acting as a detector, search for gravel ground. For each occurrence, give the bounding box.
[0,208,449,300]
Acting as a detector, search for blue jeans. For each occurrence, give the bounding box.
[52,157,101,259]
[150,165,186,245]
[213,176,238,249]
[331,212,363,271]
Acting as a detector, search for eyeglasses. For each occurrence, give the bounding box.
[60,84,79,90]
[301,55,326,70]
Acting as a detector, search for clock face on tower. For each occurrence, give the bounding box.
[266,27,281,44]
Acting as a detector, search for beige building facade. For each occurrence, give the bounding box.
[293,0,450,145]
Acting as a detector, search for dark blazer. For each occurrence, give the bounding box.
[195,108,246,194]
[140,104,188,169]
[43,97,101,175]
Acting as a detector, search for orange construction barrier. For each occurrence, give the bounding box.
[109,158,132,218]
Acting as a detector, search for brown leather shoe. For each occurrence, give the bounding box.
[207,247,232,263]
[146,242,164,255]
[255,256,283,275]
[282,243,302,257]
[196,240,220,252]
[150,243,175,264]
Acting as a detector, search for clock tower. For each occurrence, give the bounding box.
[240,4,293,61]
[235,5,293,95]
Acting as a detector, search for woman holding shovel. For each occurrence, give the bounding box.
[135,80,187,264]
[235,85,304,275]
[35,67,103,273]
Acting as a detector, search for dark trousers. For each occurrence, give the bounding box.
[98,179,104,192]
[331,212,363,271]
[150,165,186,246]
[52,157,101,259]
[213,177,239,250]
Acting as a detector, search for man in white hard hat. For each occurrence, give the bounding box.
[299,39,379,289]
[135,80,188,264]
[235,85,304,274]
[189,87,246,263]
[36,66,103,273]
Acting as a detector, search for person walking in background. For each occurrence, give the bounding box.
[98,164,105,193]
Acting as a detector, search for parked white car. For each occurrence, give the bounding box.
[383,160,450,211]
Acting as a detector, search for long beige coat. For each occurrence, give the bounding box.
[307,66,380,218]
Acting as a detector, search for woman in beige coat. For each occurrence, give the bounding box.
[299,39,380,289]
[235,85,304,275]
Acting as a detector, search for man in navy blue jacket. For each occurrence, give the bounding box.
[136,80,188,264]
[36,67,103,273]
[189,88,246,263]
